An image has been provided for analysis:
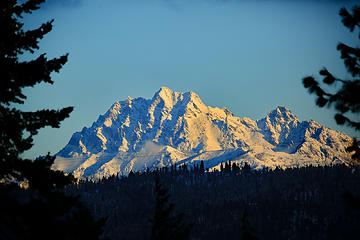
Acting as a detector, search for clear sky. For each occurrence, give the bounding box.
[20,0,359,159]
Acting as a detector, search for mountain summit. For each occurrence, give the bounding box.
[54,87,352,178]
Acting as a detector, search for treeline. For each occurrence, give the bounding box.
[65,163,360,240]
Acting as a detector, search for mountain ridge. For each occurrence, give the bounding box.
[53,87,352,178]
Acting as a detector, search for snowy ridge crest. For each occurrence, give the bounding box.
[54,87,352,178]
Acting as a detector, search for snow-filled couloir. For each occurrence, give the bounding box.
[53,87,352,178]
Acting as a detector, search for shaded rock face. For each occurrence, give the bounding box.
[54,87,352,179]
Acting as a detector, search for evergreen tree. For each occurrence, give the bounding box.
[242,162,251,175]
[224,161,229,173]
[302,6,360,162]
[0,1,105,239]
[183,163,188,172]
[151,176,191,240]
[241,210,257,240]
[232,162,240,174]
[200,160,205,173]
[0,0,72,187]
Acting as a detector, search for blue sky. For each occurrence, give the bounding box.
[20,0,358,158]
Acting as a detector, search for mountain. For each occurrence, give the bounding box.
[53,87,352,179]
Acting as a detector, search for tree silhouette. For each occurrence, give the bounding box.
[0,1,105,239]
[0,0,73,187]
[241,210,257,240]
[200,160,205,173]
[302,5,360,162]
[151,176,191,240]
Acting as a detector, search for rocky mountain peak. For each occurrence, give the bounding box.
[54,88,352,179]
[153,87,203,108]
[153,87,176,102]
[267,106,299,124]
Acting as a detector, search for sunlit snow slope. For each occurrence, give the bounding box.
[53,87,352,178]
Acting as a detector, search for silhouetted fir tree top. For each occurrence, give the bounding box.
[241,210,257,240]
[302,5,360,162]
[0,1,106,239]
[242,162,251,175]
[151,176,191,240]
[0,0,73,188]
[200,160,205,173]
[303,6,360,131]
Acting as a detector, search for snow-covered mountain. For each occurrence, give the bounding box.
[53,87,352,179]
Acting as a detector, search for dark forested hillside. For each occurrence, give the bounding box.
[65,164,360,240]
